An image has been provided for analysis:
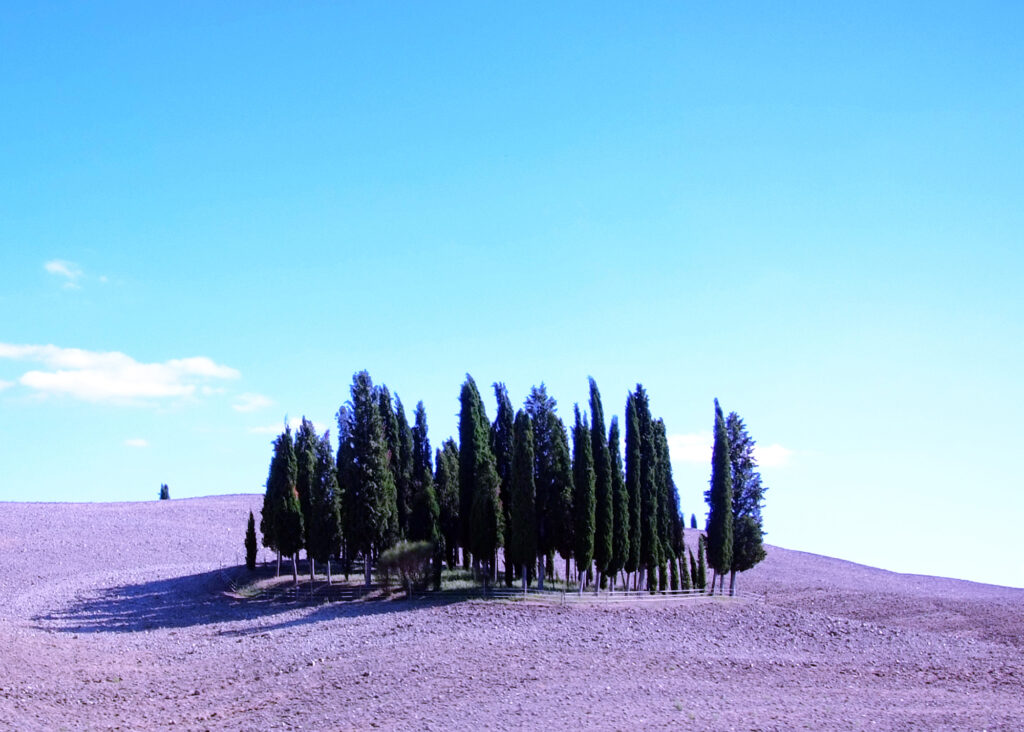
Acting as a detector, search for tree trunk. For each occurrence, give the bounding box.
[276,550,281,577]
[726,571,733,595]
[326,559,332,586]
[709,569,716,596]
[364,553,372,587]
[521,563,528,592]
[309,557,316,585]
[291,554,298,586]
[595,570,601,595]
[565,557,570,589]
[537,556,546,590]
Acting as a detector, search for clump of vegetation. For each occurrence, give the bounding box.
[378,540,434,596]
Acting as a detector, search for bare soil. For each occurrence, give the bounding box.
[1,495,1022,731]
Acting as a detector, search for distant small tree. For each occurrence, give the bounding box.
[245,511,258,570]
[696,536,708,590]
[680,546,691,590]
[690,513,697,529]
[159,484,170,500]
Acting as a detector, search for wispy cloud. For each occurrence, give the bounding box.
[124,438,148,448]
[233,392,274,413]
[755,443,793,467]
[0,343,240,404]
[667,431,793,468]
[0,379,13,392]
[44,259,84,289]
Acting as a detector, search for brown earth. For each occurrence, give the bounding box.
[1,495,1022,731]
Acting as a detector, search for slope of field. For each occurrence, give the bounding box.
[1,495,1022,731]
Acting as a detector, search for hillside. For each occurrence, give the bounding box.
[1,495,1021,730]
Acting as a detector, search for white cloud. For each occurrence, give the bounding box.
[0,379,12,391]
[124,438,148,448]
[756,443,793,467]
[44,259,83,281]
[0,342,240,404]
[667,431,713,463]
[667,431,793,468]
[233,392,274,412]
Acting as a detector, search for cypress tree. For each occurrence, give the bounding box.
[409,402,441,589]
[607,416,629,591]
[691,513,698,530]
[572,405,596,592]
[524,384,558,588]
[680,543,691,590]
[491,383,515,586]
[435,439,460,569]
[458,376,483,568]
[669,552,679,591]
[393,395,415,540]
[726,411,768,594]
[335,404,355,579]
[697,534,708,590]
[309,431,343,585]
[705,399,733,595]
[588,378,613,588]
[267,427,303,585]
[508,409,537,590]
[349,370,398,586]
[623,393,642,588]
[377,386,403,544]
[245,510,258,570]
[294,417,318,576]
[689,548,699,590]
[550,415,574,586]
[634,386,660,591]
[159,483,170,500]
[460,375,503,585]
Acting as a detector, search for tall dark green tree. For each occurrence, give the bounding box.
[572,405,596,592]
[524,384,562,588]
[550,415,574,585]
[705,399,733,595]
[335,405,356,579]
[623,393,642,588]
[409,401,441,589]
[654,419,684,592]
[607,416,629,591]
[377,386,403,544]
[491,383,515,586]
[725,411,767,594]
[308,431,343,585]
[460,375,504,585]
[588,378,613,589]
[349,371,399,586]
[458,376,483,568]
[696,535,708,590]
[294,417,318,574]
[634,385,660,591]
[265,427,303,585]
[393,395,415,539]
[245,510,258,570]
[689,548,699,591]
[508,410,537,590]
[435,439,460,568]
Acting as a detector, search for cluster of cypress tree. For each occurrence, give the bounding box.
[704,399,768,595]
[256,371,764,596]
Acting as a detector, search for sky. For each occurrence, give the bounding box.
[2,2,1022,588]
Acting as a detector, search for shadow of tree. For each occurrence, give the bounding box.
[32,565,479,634]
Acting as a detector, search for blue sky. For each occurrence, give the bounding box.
[2,2,1022,587]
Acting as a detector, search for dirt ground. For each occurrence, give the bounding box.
[1,495,1022,731]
